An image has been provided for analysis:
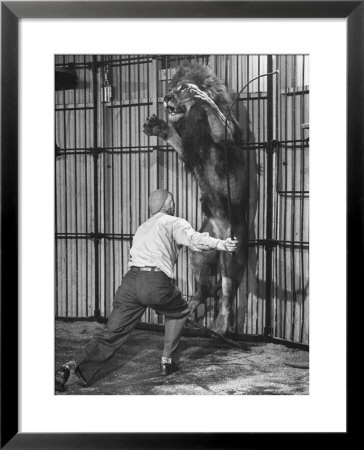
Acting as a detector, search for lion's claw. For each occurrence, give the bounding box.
[143,115,168,137]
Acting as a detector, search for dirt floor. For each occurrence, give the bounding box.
[55,321,309,395]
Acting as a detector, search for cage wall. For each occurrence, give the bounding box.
[55,54,309,345]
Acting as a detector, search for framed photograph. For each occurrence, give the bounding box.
[1,1,360,447]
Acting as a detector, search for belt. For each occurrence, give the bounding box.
[132,266,162,272]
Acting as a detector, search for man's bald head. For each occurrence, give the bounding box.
[148,189,175,216]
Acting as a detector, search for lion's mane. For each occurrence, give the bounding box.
[168,63,246,187]
[170,63,232,114]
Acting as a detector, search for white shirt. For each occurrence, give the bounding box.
[129,212,220,278]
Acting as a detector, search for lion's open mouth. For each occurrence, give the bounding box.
[167,105,186,116]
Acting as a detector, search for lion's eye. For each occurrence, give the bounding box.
[180,84,188,91]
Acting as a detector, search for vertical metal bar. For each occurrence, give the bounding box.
[235,53,240,337]
[241,54,248,334]
[135,56,144,323]
[146,57,151,205]
[55,57,59,317]
[224,54,228,90]
[146,56,151,324]
[274,55,281,336]
[223,55,233,326]
[92,55,101,319]
[283,55,289,339]
[110,57,116,312]
[102,57,108,318]
[128,56,132,233]
[236,54,239,122]
[157,55,165,324]
[101,58,106,319]
[277,55,283,337]
[119,56,124,278]
[73,55,79,317]
[84,55,89,316]
[262,62,267,335]
[274,55,280,337]
[245,56,253,334]
[165,55,169,190]
[256,55,261,334]
[182,55,190,318]
[174,58,180,302]
[62,55,69,317]
[264,54,274,337]
[137,55,141,227]
[290,56,297,341]
[300,55,307,343]
[173,54,178,234]
[156,57,160,189]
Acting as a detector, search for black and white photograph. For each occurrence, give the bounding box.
[55,54,309,395]
[1,0,356,443]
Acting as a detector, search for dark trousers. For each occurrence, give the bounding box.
[74,267,190,385]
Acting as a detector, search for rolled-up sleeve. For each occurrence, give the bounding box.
[172,218,220,251]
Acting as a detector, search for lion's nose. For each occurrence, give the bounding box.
[164,93,174,103]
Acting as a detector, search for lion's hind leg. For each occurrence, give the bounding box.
[188,249,219,324]
[212,262,244,336]
[212,275,236,335]
[212,226,247,336]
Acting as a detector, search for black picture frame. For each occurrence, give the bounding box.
[1,1,360,448]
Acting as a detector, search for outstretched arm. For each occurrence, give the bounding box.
[172,218,238,252]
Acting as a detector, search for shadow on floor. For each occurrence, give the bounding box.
[55,321,309,395]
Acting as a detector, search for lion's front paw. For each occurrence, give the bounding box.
[143,114,168,138]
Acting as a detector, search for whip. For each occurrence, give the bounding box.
[224,70,279,239]
[186,318,251,350]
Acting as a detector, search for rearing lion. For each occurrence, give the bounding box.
[143,62,257,335]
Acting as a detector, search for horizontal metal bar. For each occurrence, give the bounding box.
[252,239,309,249]
[276,191,309,196]
[55,139,308,157]
[96,57,154,68]
[55,233,132,240]
[235,93,268,100]
[55,106,94,112]
[56,140,305,155]
[55,146,159,156]
[55,57,154,70]
[55,62,93,69]
[281,86,309,96]
[105,101,153,109]
[55,233,308,249]
[277,141,309,149]
[56,149,94,156]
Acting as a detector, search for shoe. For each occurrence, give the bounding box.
[55,361,76,392]
[160,359,179,376]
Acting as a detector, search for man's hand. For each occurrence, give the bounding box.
[217,237,239,252]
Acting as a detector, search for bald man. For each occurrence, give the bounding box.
[55,189,238,391]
